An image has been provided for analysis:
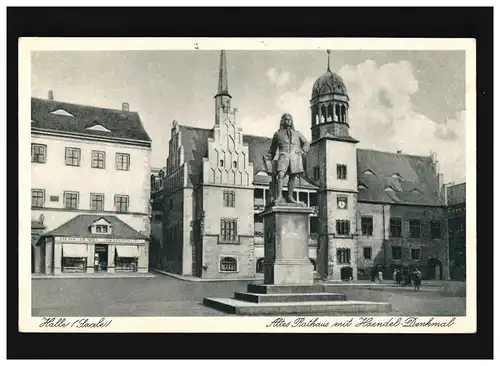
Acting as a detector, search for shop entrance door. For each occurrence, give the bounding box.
[94,245,109,272]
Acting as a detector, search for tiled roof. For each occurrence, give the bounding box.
[447,183,466,205]
[43,215,149,240]
[179,125,317,189]
[31,98,151,143]
[357,149,443,206]
[176,125,443,206]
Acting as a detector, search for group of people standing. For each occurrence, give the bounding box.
[393,267,422,291]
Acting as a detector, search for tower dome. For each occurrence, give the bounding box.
[311,70,348,99]
[309,50,352,142]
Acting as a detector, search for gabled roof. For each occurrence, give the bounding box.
[357,149,443,206]
[31,98,152,144]
[43,215,149,240]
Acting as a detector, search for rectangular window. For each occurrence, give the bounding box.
[91,150,106,169]
[361,216,373,236]
[411,248,421,261]
[223,190,235,207]
[90,193,104,211]
[31,143,46,163]
[116,153,130,171]
[409,219,421,238]
[220,219,237,242]
[65,147,81,166]
[391,246,402,260]
[363,247,372,260]
[50,195,59,202]
[64,191,79,209]
[430,220,441,239]
[31,189,45,208]
[336,220,350,236]
[390,218,402,238]
[336,164,347,180]
[337,248,351,264]
[220,257,238,272]
[115,195,129,213]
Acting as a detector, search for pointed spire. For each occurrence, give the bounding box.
[215,50,231,97]
[327,49,331,72]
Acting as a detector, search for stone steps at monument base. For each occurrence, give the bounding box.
[203,298,392,316]
[247,283,346,294]
[234,291,346,303]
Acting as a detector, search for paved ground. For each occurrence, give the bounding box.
[32,275,466,317]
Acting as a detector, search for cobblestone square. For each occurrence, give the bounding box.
[31,274,466,317]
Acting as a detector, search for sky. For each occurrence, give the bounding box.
[31,50,466,183]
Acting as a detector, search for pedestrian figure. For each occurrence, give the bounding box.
[393,269,398,284]
[396,269,402,285]
[378,269,384,283]
[413,268,422,291]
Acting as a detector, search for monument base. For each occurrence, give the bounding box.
[203,283,392,316]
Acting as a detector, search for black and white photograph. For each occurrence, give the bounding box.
[19,37,475,333]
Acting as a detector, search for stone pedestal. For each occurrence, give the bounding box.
[259,203,314,285]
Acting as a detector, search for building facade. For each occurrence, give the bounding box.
[31,95,152,275]
[150,50,451,281]
[445,182,466,281]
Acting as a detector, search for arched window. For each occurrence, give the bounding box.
[220,257,237,272]
[309,258,317,271]
[321,105,327,123]
[341,105,347,123]
[256,258,264,273]
[335,105,341,121]
[327,104,334,122]
[312,106,318,126]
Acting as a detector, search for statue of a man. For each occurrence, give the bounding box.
[265,113,310,204]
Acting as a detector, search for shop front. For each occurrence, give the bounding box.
[38,215,150,275]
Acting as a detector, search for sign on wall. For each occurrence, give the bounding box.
[57,237,145,244]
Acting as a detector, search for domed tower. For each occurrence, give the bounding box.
[310,50,351,142]
[307,50,359,282]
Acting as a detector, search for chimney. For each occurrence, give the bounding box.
[48,90,54,100]
[122,102,130,111]
[397,150,402,154]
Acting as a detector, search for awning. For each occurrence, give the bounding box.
[115,245,141,258]
[62,244,88,258]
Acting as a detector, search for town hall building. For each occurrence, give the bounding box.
[150,50,450,282]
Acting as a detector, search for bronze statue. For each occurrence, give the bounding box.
[264,113,310,204]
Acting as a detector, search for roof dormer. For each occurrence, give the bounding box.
[89,217,112,235]
[392,172,403,179]
[86,124,112,133]
[50,109,74,117]
[363,169,375,175]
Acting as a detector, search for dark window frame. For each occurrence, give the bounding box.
[64,191,79,209]
[220,218,238,243]
[65,147,81,167]
[116,153,130,171]
[430,220,441,239]
[336,219,350,236]
[337,248,351,264]
[391,245,402,260]
[361,216,373,236]
[363,246,372,260]
[390,217,402,238]
[220,256,238,272]
[90,193,105,211]
[31,143,47,163]
[91,150,106,169]
[31,189,45,208]
[411,248,421,261]
[115,195,129,213]
[223,190,235,207]
[409,219,421,238]
[336,164,347,180]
